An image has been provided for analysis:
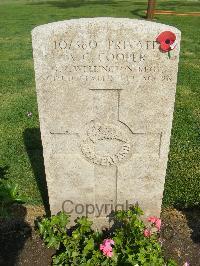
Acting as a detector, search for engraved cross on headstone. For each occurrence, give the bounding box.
[50,88,162,223]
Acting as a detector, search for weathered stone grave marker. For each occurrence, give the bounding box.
[32,18,181,227]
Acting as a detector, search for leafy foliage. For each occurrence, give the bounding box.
[0,177,24,217]
[38,206,177,265]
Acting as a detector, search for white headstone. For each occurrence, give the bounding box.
[32,18,181,227]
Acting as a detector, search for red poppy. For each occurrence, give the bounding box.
[156,31,177,52]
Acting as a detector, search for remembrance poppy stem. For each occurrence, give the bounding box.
[168,51,171,59]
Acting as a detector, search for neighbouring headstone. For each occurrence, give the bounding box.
[32,18,181,228]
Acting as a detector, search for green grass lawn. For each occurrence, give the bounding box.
[0,0,200,208]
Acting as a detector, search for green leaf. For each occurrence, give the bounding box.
[47,235,60,249]
[83,238,94,255]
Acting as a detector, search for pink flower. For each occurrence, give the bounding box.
[148,216,162,231]
[148,216,157,223]
[155,218,161,231]
[144,229,151,237]
[103,239,114,246]
[106,250,113,257]
[183,263,190,266]
[100,239,114,257]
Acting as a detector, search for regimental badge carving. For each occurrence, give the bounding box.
[80,121,131,166]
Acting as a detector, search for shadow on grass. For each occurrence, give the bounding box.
[0,166,9,181]
[130,8,146,19]
[23,128,50,215]
[28,0,200,11]
[28,0,117,8]
[28,0,148,19]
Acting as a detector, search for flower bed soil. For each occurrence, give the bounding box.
[0,205,199,266]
